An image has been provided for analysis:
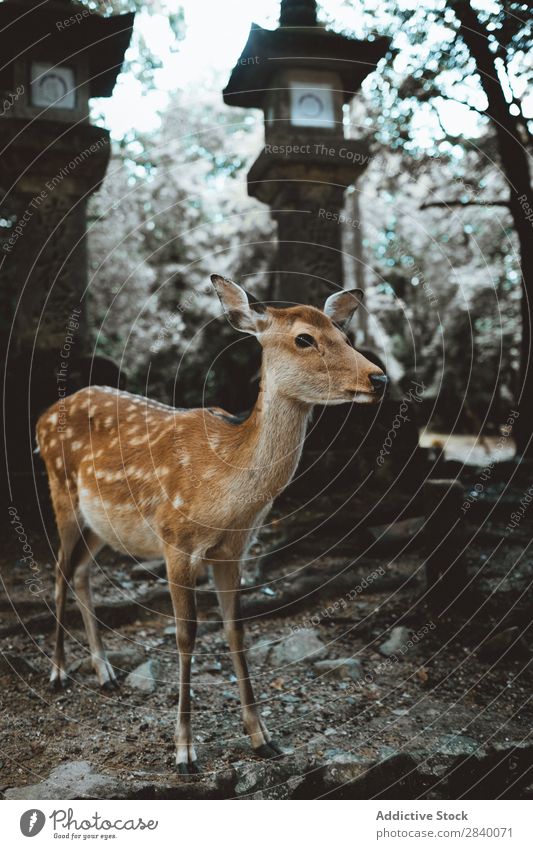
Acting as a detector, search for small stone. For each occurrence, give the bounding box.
[125,660,158,693]
[71,647,144,675]
[107,649,145,670]
[379,626,411,657]
[201,660,222,673]
[313,658,362,681]
[270,629,325,665]
[321,752,369,791]
[433,734,479,757]
[234,762,264,795]
[248,639,275,665]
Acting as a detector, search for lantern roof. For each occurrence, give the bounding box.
[0,0,134,98]
[223,0,390,109]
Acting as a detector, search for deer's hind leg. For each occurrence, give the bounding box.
[71,528,115,689]
[50,506,83,689]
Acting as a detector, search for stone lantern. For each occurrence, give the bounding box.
[223,0,390,305]
[0,0,134,349]
[0,0,134,486]
[221,1,424,535]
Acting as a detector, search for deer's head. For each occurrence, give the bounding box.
[211,274,387,405]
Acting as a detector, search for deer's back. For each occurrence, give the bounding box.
[36,386,263,558]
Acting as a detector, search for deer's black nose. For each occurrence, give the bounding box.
[370,373,389,393]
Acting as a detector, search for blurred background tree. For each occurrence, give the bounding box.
[341,0,531,442]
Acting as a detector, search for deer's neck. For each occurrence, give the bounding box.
[238,366,312,497]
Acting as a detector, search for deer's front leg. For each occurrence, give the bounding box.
[165,548,199,774]
[212,561,283,759]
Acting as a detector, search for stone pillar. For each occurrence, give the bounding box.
[247,136,370,306]
[2,191,89,355]
[0,120,110,352]
[270,185,346,305]
[0,120,111,481]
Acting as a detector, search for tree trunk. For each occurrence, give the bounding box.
[349,190,369,345]
[449,0,533,457]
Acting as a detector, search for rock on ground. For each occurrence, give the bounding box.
[4,761,127,800]
[71,647,145,675]
[270,629,325,665]
[125,659,158,693]
[379,626,411,657]
[313,658,362,681]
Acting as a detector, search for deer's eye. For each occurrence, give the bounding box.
[295,333,316,349]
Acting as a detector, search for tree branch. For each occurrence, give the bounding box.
[447,95,487,117]
[431,102,459,139]
[420,199,510,210]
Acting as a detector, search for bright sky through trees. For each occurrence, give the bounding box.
[94,0,532,141]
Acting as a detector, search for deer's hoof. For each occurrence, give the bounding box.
[49,670,68,691]
[254,741,284,759]
[177,761,200,776]
[100,677,119,692]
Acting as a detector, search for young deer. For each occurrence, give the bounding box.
[36,275,387,773]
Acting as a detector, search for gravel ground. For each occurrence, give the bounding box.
[1,472,532,800]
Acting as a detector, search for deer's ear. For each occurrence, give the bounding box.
[210,274,265,334]
[323,288,363,330]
